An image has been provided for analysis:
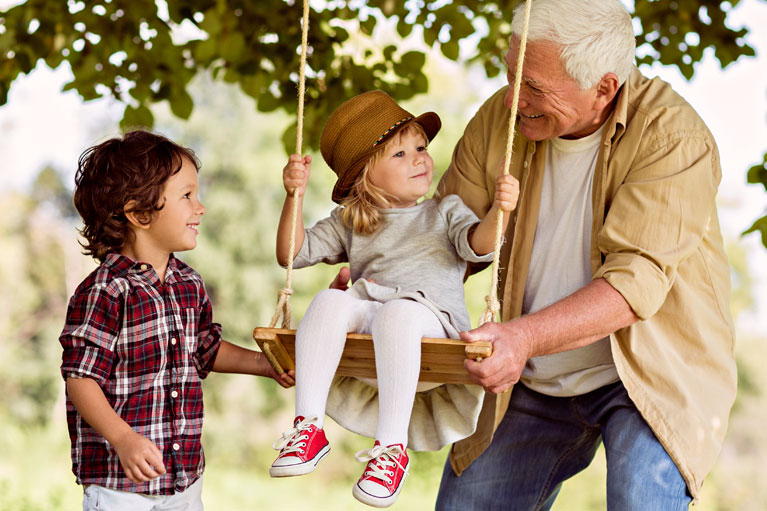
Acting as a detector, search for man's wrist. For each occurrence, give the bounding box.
[511,315,537,360]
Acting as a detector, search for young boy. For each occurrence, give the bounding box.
[60,130,294,510]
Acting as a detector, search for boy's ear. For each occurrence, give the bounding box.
[124,201,152,229]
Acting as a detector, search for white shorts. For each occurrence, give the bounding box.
[82,476,203,511]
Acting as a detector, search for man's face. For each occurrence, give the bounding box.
[504,36,606,141]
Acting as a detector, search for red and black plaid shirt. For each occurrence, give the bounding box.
[60,253,222,495]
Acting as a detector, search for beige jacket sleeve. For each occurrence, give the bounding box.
[595,108,721,320]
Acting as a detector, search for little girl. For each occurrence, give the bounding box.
[272,90,518,507]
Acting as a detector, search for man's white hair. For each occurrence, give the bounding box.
[511,0,636,89]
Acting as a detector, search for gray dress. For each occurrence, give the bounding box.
[293,195,493,451]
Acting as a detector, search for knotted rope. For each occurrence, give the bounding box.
[270,0,310,329]
[480,0,532,325]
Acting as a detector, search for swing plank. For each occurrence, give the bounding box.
[253,327,492,385]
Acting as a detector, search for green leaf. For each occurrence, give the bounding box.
[221,32,246,63]
[169,88,194,119]
[240,73,265,98]
[154,82,172,101]
[360,16,376,36]
[223,67,240,83]
[396,19,413,38]
[0,82,8,105]
[131,82,152,102]
[257,90,281,112]
[281,121,298,155]
[423,27,438,47]
[199,9,222,36]
[399,50,425,71]
[441,39,459,61]
[742,215,767,249]
[679,63,694,80]
[121,103,154,129]
[746,157,767,190]
[411,72,428,94]
[194,38,218,63]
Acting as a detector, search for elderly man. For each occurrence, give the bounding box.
[434,0,736,509]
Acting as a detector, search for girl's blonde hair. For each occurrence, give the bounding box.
[341,122,428,234]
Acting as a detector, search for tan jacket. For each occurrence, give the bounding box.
[436,67,736,499]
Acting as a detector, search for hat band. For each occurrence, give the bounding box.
[372,116,414,147]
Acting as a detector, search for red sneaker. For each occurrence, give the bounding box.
[269,416,330,477]
[352,441,409,508]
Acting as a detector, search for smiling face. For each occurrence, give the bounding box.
[367,126,434,208]
[505,36,616,141]
[145,156,206,255]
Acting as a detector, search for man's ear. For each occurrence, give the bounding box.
[594,72,620,109]
[124,200,152,229]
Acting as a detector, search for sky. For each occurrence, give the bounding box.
[1,0,766,333]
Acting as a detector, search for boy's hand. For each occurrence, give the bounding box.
[257,352,296,388]
[112,429,167,483]
[494,174,519,212]
[283,154,312,197]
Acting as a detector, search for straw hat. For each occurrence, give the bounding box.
[320,90,441,204]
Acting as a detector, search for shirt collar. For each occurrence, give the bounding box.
[102,252,182,282]
[604,66,641,144]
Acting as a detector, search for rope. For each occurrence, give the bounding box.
[270,0,310,329]
[480,0,532,326]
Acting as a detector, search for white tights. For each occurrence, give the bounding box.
[294,288,446,447]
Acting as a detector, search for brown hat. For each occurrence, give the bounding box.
[320,90,441,204]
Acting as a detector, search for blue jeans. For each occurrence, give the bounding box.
[436,381,691,511]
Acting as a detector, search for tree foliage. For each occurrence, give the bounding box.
[744,153,767,245]
[1,0,765,245]
[0,0,758,143]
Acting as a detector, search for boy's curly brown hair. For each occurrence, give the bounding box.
[73,130,199,261]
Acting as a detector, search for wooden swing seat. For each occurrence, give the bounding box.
[253,327,492,385]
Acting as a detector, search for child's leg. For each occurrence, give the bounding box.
[272,289,377,477]
[353,300,443,506]
[370,299,446,447]
[295,288,379,426]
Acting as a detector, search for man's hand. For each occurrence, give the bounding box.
[461,320,533,394]
[112,429,167,483]
[462,280,638,394]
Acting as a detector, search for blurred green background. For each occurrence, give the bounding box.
[2,2,767,510]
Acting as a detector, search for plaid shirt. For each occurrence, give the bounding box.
[60,253,222,495]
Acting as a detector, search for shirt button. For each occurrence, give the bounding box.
[171,338,177,345]
[140,264,148,271]
[173,443,180,451]
[523,160,529,168]
[171,390,178,398]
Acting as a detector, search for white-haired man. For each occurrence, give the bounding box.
[434,0,736,509]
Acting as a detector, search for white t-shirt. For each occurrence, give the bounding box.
[520,124,619,396]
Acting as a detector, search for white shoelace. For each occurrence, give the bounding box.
[355,444,408,484]
[272,416,319,454]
